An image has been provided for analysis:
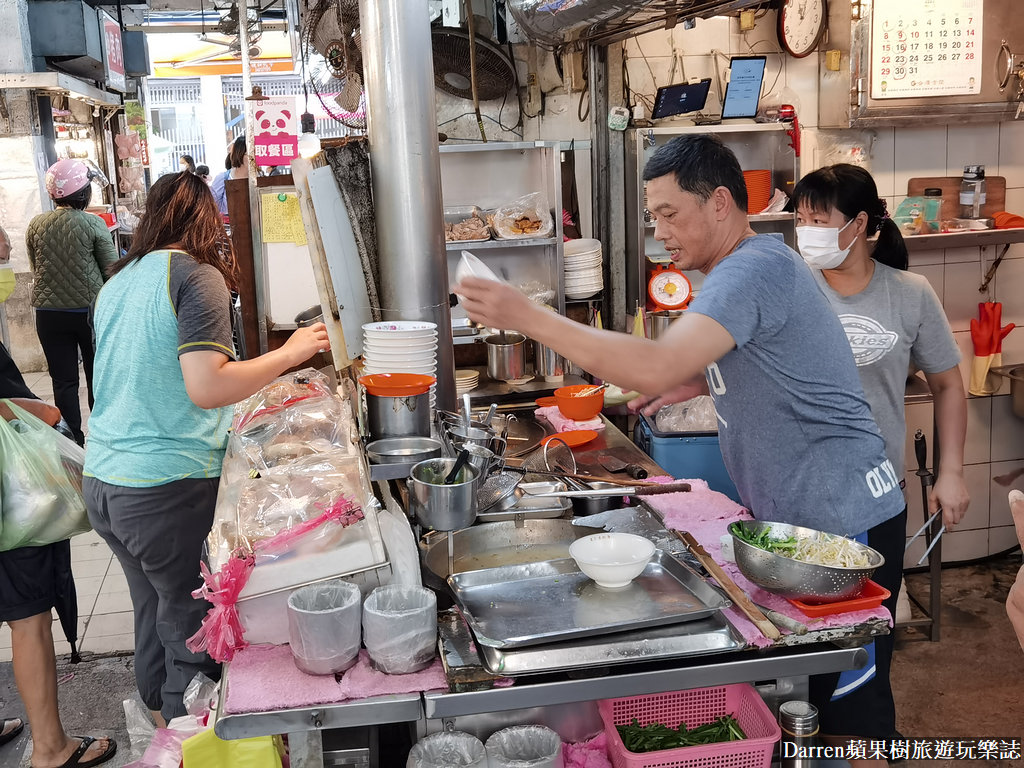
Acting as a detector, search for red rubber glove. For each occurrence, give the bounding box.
[970,302,1015,395]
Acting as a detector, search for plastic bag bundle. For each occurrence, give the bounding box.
[655,395,719,434]
[0,399,90,551]
[362,585,437,674]
[208,452,365,569]
[489,192,555,239]
[286,579,362,675]
[407,731,487,768]
[485,725,564,768]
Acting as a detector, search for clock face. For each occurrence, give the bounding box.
[778,0,828,58]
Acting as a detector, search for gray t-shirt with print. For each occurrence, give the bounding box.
[687,235,904,537]
[812,263,960,477]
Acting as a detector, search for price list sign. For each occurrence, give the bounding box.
[871,0,983,99]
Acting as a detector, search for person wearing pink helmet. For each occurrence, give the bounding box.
[25,159,118,445]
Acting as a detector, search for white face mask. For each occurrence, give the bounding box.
[796,218,854,270]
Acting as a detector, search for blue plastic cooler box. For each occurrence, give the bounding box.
[633,412,740,502]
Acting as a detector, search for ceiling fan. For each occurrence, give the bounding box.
[173,0,266,69]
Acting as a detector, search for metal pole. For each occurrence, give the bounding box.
[358,0,455,412]
[238,0,268,354]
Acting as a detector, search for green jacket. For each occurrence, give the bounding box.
[25,208,118,308]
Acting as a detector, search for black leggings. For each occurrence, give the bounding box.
[35,309,94,445]
[809,507,907,739]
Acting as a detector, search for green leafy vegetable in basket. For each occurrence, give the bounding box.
[730,522,798,556]
[616,715,746,753]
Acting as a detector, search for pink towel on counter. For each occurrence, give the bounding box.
[534,406,604,433]
[643,481,892,649]
[224,645,448,715]
[563,732,612,768]
[337,650,448,700]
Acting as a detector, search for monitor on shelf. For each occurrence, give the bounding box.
[651,79,712,120]
[721,56,767,120]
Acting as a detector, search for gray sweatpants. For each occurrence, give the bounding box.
[84,476,222,721]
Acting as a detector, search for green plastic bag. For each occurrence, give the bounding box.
[0,399,91,551]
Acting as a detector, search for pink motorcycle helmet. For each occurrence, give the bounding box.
[44,159,92,201]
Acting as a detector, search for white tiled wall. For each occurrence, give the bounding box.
[621,11,1024,562]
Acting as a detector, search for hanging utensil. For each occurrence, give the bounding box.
[462,393,473,431]
[672,529,781,641]
[911,430,946,566]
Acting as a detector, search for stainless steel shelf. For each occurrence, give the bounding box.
[903,227,1024,250]
[446,237,558,250]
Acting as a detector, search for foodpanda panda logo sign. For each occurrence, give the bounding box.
[251,96,299,167]
[838,314,899,366]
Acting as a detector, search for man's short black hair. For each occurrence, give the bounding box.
[58,185,92,210]
[642,134,748,212]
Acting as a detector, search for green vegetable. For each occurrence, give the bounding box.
[730,522,798,556]
[616,715,746,753]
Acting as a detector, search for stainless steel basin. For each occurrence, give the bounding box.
[989,364,1024,417]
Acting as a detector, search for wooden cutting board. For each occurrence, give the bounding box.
[907,176,1006,221]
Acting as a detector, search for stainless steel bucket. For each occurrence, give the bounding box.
[485,332,526,381]
[409,458,481,532]
[649,310,683,339]
[365,392,431,440]
[534,339,565,380]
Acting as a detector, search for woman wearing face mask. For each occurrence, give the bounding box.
[792,164,968,761]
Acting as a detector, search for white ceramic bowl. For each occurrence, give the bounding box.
[569,532,656,589]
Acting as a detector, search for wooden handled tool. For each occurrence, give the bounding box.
[672,530,781,641]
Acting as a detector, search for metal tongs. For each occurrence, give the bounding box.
[905,430,945,565]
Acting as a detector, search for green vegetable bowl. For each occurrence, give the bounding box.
[729,521,883,604]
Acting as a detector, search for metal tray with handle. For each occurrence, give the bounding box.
[447,549,730,649]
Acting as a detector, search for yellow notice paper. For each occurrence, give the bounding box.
[260,193,307,246]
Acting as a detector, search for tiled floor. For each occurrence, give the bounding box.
[0,371,135,661]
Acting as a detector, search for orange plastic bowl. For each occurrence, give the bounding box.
[553,384,604,421]
[359,373,435,397]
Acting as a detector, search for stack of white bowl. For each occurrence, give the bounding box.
[455,368,479,395]
[361,321,438,403]
[563,238,603,300]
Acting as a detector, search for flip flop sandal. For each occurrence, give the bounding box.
[50,736,117,768]
[0,718,24,747]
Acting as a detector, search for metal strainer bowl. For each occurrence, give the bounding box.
[729,521,884,604]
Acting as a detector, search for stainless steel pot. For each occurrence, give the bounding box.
[485,332,526,381]
[990,364,1024,417]
[409,458,481,532]
[534,339,565,380]
[649,310,683,339]
[365,391,431,440]
[365,436,442,464]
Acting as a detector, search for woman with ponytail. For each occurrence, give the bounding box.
[791,164,968,762]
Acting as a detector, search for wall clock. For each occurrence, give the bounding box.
[777,0,828,58]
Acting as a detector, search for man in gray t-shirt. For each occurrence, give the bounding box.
[453,134,903,537]
[689,235,904,535]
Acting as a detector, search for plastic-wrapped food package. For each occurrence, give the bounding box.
[489,192,554,239]
[286,580,362,675]
[407,731,487,768]
[485,725,564,768]
[655,395,719,433]
[208,451,365,570]
[362,585,437,674]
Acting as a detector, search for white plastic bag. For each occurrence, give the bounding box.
[655,395,719,433]
[408,731,487,768]
[489,192,554,239]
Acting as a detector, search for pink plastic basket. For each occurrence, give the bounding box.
[598,684,781,768]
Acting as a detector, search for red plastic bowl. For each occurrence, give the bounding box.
[359,373,435,397]
[554,384,603,421]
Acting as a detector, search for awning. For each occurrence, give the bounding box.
[0,71,121,107]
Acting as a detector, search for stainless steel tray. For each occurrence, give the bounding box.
[476,480,571,522]
[448,550,730,649]
[475,612,742,676]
